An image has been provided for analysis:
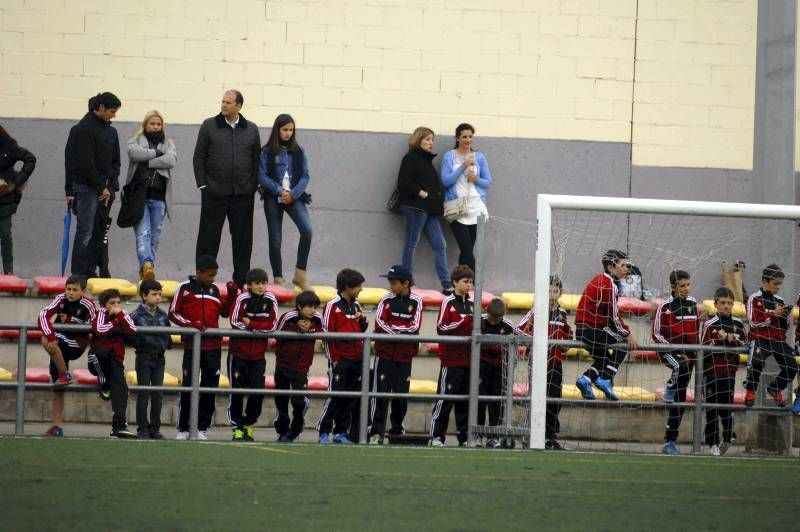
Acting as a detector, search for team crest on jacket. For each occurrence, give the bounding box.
[408,305,413,313]
[379,373,386,381]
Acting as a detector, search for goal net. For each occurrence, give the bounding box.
[527,195,800,456]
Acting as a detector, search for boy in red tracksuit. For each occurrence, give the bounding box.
[169,255,229,440]
[652,270,700,455]
[430,265,475,447]
[516,275,573,450]
[575,249,637,401]
[227,268,278,442]
[368,265,423,445]
[745,264,797,408]
[702,287,745,456]
[88,289,137,438]
[315,268,369,444]
[274,290,323,442]
[477,298,514,449]
[38,275,96,437]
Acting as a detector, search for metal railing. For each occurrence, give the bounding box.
[1,321,793,452]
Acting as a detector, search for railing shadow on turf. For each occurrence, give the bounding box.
[0,322,791,452]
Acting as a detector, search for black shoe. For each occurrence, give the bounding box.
[150,431,164,440]
[545,439,563,450]
[111,429,137,439]
[137,430,151,439]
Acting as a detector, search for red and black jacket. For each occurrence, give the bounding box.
[91,309,137,363]
[701,314,745,378]
[516,306,573,367]
[275,310,323,373]
[437,293,473,368]
[323,295,368,363]
[652,296,700,348]
[747,290,788,342]
[38,293,96,351]
[479,316,515,367]
[229,290,279,360]
[169,276,227,350]
[373,292,423,364]
[575,273,629,340]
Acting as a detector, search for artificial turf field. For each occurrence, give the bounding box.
[1,437,796,531]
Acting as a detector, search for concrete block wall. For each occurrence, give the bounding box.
[0,0,764,170]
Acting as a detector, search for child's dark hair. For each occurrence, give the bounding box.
[139,279,162,298]
[65,275,87,290]
[296,290,321,309]
[336,268,365,292]
[669,270,690,287]
[601,249,627,272]
[450,264,475,283]
[486,298,506,317]
[549,275,563,289]
[714,286,735,301]
[265,113,298,154]
[99,288,121,306]
[245,268,269,285]
[762,264,784,281]
[196,254,218,272]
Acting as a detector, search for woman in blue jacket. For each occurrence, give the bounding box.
[439,123,492,271]
[258,114,312,290]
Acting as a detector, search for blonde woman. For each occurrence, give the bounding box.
[125,111,176,280]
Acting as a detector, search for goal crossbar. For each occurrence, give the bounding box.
[529,194,800,449]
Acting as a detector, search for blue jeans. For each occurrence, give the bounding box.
[134,199,166,267]
[263,198,312,278]
[400,206,449,290]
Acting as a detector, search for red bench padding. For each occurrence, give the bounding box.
[618,297,652,316]
[470,290,499,309]
[34,276,67,295]
[24,367,51,382]
[72,368,99,384]
[411,288,445,308]
[307,376,329,390]
[0,330,43,340]
[267,284,295,303]
[632,350,659,361]
[0,274,27,293]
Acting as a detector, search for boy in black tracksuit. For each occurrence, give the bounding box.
[89,288,138,438]
[477,298,514,448]
[316,268,368,444]
[169,255,228,440]
[274,290,322,442]
[130,280,172,439]
[369,265,423,444]
[227,268,278,442]
[430,265,475,447]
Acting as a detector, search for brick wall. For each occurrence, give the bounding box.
[0,0,766,170]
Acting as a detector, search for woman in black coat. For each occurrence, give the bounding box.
[0,125,36,275]
[396,127,451,293]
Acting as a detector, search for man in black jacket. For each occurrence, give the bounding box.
[193,90,261,288]
[65,92,121,277]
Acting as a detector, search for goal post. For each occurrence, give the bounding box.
[530,194,800,450]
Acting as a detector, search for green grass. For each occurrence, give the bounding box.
[1,437,796,531]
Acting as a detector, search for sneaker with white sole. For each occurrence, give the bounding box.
[197,430,208,441]
[333,432,353,444]
[369,434,382,445]
[575,375,596,400]
[175,431,190,440]
[486,438,501,449]
[319,432,331,444]
[662,440,679,455]
[719,441,731,455]
[709,444,721,456]
[429,438,445,447]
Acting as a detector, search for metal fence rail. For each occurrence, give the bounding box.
[2,321,791,451]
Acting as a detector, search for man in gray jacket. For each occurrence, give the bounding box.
[192,90,261,288]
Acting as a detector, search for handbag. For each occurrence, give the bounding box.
[443,196,469,222]
[386,188,401,214]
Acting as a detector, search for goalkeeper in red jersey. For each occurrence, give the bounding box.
[574,249,637,401]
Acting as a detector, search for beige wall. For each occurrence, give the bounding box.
[0,0,764,169]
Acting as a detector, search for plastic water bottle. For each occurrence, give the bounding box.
[278,169,290,203]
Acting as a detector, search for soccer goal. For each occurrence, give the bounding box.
[529,194,800,455]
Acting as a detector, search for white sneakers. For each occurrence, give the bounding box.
[709,444,721,456]
[430,438,445,447]
[175,430,208,441]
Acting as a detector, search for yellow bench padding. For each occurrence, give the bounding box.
[294,285,338,304]
[562,384,656,401]
[127,370,180,386]
[357,287,390,306]
[409,379,437,394]
[702,300,746,318]
[0,367,12,381]
[87,278,138,297]
[501,292,581,311]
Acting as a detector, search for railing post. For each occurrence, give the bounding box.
[188,330,202,440]
[505,336,516,432]
[692,349,704,454]
[15,326,27,436]
[467,214,486,447]
[358,333,372,444]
